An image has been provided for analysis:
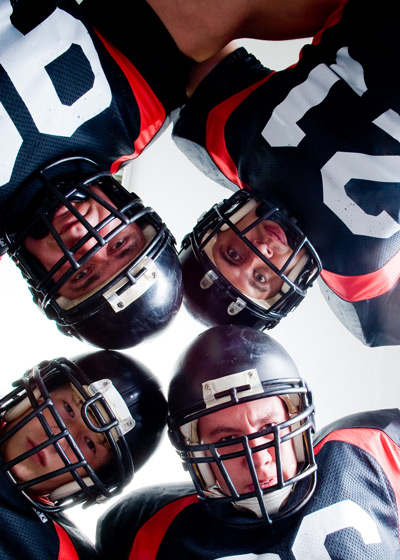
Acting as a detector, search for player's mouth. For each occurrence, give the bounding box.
[27,439,46,467]
[52,203,90,236]
[247,477,277,492]
[263,223,288,245]
[48,201,79,233]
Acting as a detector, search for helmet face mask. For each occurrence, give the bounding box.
[179,191,321,330]
[4,157,182,349]
[168,326,317,526]
[0,350,167,513]
[22,178,152,302]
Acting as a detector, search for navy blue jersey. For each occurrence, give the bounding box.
[173,0,400,347]
[0,0,192,224]
[97,409,400,559]
[0,469,98,559]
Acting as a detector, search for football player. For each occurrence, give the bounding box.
[172,0,400,347]
[0,0,197,349]
[3,156,183,349]
[97,325,400,559]
[0,348,167,559]
[0,0,351,350]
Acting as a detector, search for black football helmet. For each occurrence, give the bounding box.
[168,325,316,525]
[2,157,182,349]
[0,350,167,512]
[179,190,321,330]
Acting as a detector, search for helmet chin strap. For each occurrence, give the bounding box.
[204,481,293,518]
[49,478,94,502]
[233,486,294,518]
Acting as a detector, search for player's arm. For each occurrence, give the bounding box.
[147,0,344,61]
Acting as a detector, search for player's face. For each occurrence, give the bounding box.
[0,384,112,497]
[198,397,297,496]
[211,208,306,300]
[24,186,146,300]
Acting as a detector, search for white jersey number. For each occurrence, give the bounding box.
[262,47,400,239]
[218,500,381,559]
[0,3,111,186]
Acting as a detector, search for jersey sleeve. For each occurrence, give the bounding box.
[318,279,400,347]
[314,409,400,539]
[172,0,400,348]
[172,47,272,190]
[314,408,400,446]
[96,483,196,560]
[0,0,195,220]
[53,513,100,560]
[0,468,97,560]
[79,0,194,114]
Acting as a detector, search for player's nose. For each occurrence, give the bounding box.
[59,222,96,251]
[249,437,273,467]
[245,232,274,259]
[71,232,109,262]
[242,252,273,276]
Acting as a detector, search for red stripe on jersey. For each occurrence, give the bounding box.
[314,427,400,539]
[321,249,400,301]
[129,493,199,559]
[53,522,79,560]
[204,2,348,189]
[95,31,166,173]
[205,74,274,190]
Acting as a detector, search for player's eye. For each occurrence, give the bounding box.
[111,238,126,251]
[227,248,242,262]
[217,434,239,444]
[254,271,266,283]
[63,401,75,418]
[108,236,134,255]
[73,267,89,282]
[84,436,96,454]
[260,422,276,434]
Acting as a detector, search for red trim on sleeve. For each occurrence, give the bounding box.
[321,249,400,301]
[53,522,80,560]
[205,74,274,191]
[204,2,349,190]
[129,493,199,560]
[95,31,166,173]
[314,427,400,540]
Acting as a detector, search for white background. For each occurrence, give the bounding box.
[0,38,399,542]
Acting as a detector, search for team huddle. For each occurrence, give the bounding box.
[0,0,399,559]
